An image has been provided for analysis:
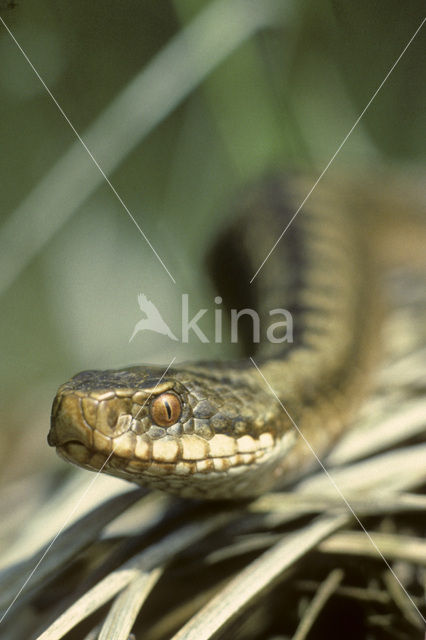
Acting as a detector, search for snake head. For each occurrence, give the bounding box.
[48,364,295,498]
[49,365,192,477]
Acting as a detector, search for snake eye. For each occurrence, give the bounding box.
[150,392,181,427]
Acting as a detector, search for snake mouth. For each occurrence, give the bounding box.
[54,430,281,474]
[52,429,297,499]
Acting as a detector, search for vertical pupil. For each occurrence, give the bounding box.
[164,400,172,419]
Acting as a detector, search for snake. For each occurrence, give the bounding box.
[48,176,381,499]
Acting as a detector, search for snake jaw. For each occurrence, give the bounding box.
[53,429,294,499]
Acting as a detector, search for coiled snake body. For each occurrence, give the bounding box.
[48,177,380,499]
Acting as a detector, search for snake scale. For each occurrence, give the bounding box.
[48,176,380,499]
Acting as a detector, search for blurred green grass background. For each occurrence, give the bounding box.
[0,1,424,484]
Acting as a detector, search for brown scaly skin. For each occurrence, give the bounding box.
[48,177,381,499]
[49,363,298,499]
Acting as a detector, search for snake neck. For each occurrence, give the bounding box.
[49,175,382,499]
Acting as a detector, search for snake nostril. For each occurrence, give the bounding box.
[96,398,130,435]
[47,429,57,447]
